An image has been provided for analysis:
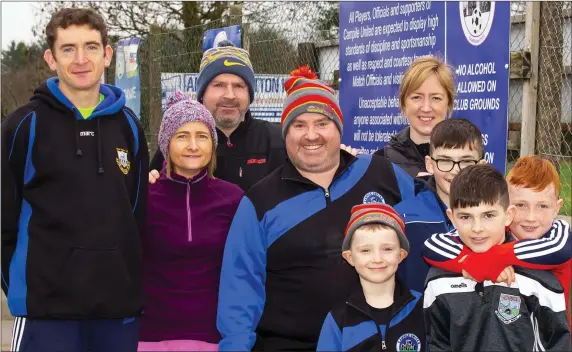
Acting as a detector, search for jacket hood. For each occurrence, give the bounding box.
[31,77,126,119]
[30,77,129,174]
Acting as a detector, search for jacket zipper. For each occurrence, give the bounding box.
[346,302,387,350]
[347,294,414,351]
[186,182,192,241]
[383,297,414,350]
[324,188,330,204]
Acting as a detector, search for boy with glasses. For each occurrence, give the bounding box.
[394,118,484,291]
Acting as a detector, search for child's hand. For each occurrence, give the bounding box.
[459,255,477,281]
[495,266,515,286]
[461,269,476,281]
[458,253,508,283]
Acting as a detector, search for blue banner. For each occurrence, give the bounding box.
[339,1,510,173]
[202,25,242,51]
[446,1,510,173]
[115,37,141,117]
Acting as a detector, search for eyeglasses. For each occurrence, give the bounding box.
[430,157,480,172]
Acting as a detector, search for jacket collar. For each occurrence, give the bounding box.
[388,126,426,163]
[218,110,253,143]
[280,150,357,186]
[414,175,437,195]
[346,278,414,319]
[413,176,452,228]
[161,167,209,186]
[389,127,413,147]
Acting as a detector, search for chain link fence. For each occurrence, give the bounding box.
[507,2,527,163]
[536,2,571,216]
[105,1,571,215]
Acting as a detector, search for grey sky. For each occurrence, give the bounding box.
[2,2,38,49]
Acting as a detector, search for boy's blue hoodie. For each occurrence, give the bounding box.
[1,78,148,319]
[394,177,453,292]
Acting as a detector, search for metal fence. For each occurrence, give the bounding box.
[104,1,571,215]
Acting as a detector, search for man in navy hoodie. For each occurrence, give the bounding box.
[1,8,148,352]
[394,118,484,292]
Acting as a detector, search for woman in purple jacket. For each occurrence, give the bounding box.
[138,92,244,351]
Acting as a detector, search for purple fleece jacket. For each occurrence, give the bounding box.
[139,168,244,343]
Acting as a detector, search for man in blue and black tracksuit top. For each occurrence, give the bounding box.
[1,8,148,352]
[216,66,413,351]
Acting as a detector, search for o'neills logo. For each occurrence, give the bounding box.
[451,283,468,289]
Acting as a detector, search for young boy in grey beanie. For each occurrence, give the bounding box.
[317,203,425,352]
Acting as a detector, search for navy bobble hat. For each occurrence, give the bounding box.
[196,40,255,103]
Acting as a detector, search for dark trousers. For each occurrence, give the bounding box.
[11,316,140,352]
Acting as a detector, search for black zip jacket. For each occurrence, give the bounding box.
[374,127,427,178]
[150,110,286,192]
[1,78,149,319]
[317,279,426,352]
[217,151,414,351]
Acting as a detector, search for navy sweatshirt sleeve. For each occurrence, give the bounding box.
[217,196,267,351]
[1,107,35,296]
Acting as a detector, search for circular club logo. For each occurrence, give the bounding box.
[396,333,422,352]
[213,31,229,48]
[459,1,495,46]
[363,191,385,204]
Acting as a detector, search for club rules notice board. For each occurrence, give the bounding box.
[339,1,510,173]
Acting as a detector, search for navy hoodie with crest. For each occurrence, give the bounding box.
[1,78,149,319]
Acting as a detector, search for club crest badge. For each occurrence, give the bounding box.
[396,333,421,352]
[116,148,131,175]
[459,1,495,46]
[495,293,522,324]
[363,191,385,204]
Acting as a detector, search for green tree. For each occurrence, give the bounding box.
[314,3,339,40]
[1,41,52,120]
[247,26,298,74]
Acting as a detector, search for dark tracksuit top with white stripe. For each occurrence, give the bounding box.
[216,151,414,351]
[424,236,571,351]
[422,220,571,313]
[317,279,425,352]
